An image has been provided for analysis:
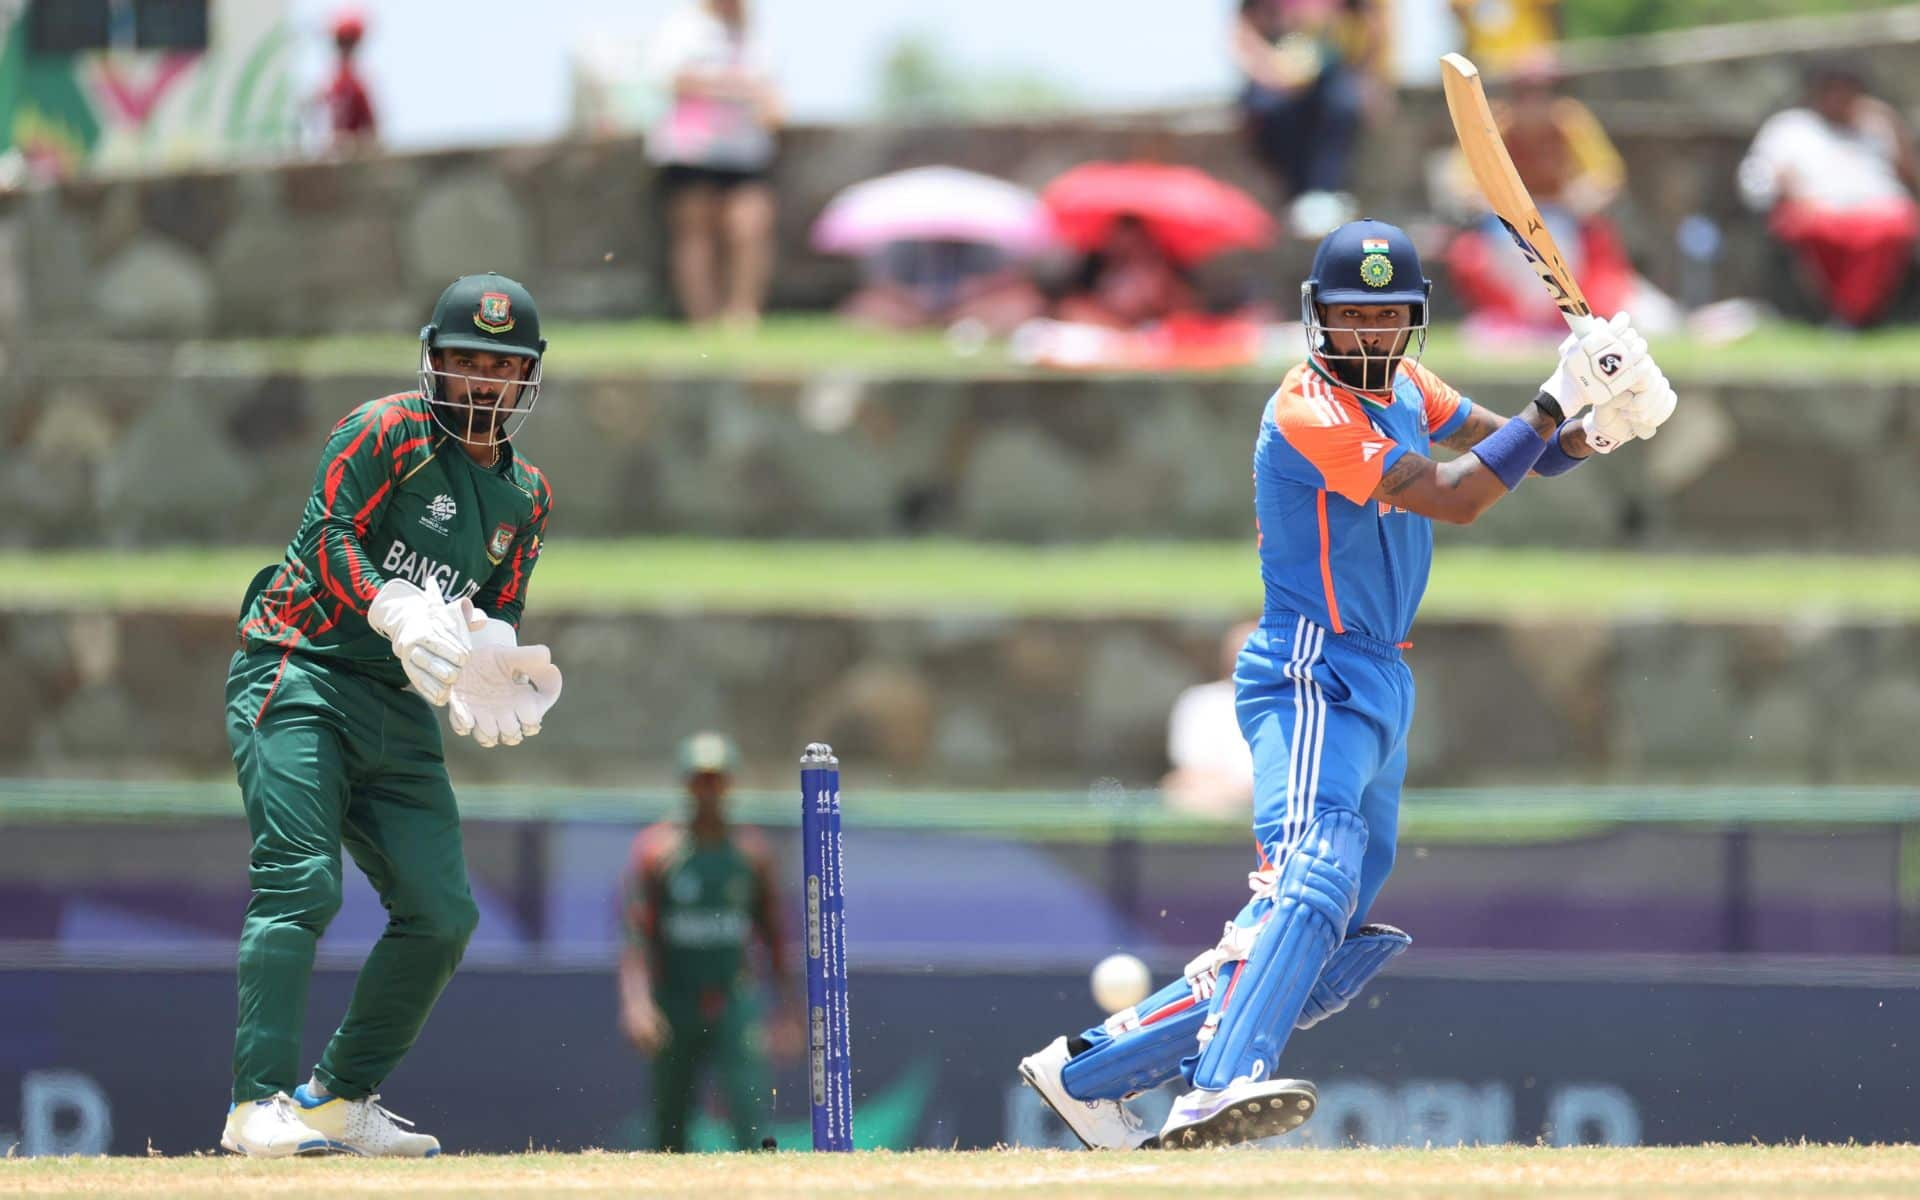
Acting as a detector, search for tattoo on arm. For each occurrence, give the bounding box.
[1370,446,1502,523]
[1436,406,1506,453]
[1377,455,1429,496]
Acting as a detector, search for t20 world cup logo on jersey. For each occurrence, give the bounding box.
[475,291,515,334]
[420,493,457,535]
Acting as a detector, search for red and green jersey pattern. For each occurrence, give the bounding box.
[239,393,554,690]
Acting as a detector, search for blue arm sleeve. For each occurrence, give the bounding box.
[1533,419,1590,477]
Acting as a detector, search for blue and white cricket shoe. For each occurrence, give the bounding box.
[1018,1036,1156,1150]
[220,1092,334,1157]
[293,1085,441,1157]
[1156,1076,1317,1150]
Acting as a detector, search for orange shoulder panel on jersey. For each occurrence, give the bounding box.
[624,822,683,939]
[1401,361,1465,435]
[734,825,773,870]
[627,822,684,885]
[1271,368,1401,505]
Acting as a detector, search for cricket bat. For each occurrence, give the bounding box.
[1440,52,1625,449]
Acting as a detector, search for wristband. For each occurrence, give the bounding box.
[1533,420,1589,477]
[1468,416,1552,490]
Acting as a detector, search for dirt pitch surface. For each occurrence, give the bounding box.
[4,1146,1919,1199]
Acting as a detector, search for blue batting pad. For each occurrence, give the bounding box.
[1297,924,1410,1030]
[1060,978,1206,1101]
[1188,809,1367,1090]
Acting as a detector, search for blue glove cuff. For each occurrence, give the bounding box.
[1534,420,1590,477]
[1468,416,1552,490]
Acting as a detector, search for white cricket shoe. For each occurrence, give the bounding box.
[293,1084,441,1157]
[220,1092,335,1158]
[1017,1036,1155,1150]
[1157,1076,1317,1150]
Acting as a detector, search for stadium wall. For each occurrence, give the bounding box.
[2,365,1912,550]
[3,608,1918,785]
[10,12,1920,342]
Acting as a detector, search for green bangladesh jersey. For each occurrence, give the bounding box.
[239,392,553,689]
[625,823,787,1010]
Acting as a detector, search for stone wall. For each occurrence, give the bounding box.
[4,606,1916,788]
[0,109,1747,337]
[3,362,1914,550]
[7,14,1920,341]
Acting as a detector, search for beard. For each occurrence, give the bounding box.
[433,396,508,441]
[1326,351,1400,393]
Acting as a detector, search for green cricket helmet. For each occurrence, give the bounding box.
[418,272,547,447]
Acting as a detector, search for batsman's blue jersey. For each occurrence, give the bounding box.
[1054,355,1483,1102]
[1254,359,1471,646]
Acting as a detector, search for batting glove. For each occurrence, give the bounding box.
[448,617,564,748]
[1583,363,1678,453]
[366,577,472,706]
[1540,311,1649,420]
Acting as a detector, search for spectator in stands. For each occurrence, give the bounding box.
[646,0,784,331]
[1232,0,1390,238]
[1442,51,1676,341]
[842,240,1046,336]
[1738,61,1920,329]
[1448,0,1559,72]
[1160,622,1260,818]
[1055,215,1201,330]
[322,7,377,151]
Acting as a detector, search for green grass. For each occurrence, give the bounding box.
[2,778,1913,840]
[3,542,1919,619]
[178,315,1920,383]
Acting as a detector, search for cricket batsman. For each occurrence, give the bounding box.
[1019,219,1677,1149]
[220,273,563,1157]
[618,733,802,1152]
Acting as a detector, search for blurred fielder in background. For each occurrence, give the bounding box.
[221,273,562,1157]
[1021,219,1677,1149]
[620,732,801,1152]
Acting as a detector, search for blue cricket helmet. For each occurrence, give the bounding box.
[1300,219,1433,395]
[1303,218,1432,311]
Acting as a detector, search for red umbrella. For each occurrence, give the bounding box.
[1041,162,1276,265]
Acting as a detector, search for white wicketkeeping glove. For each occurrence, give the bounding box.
[1582,363,1678,453]
[1540,311,1650,420]
[448,617,564,748]
[365,577,472,706]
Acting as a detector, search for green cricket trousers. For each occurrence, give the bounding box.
[652,989,770,1152]
[225,646,479,1104]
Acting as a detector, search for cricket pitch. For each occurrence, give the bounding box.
[4,1145,1919,1199]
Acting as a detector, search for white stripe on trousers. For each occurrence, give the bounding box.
[1279,617,1327,864]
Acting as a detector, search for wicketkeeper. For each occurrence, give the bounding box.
[1021,219,1677,1149]
[221,273,563,1157]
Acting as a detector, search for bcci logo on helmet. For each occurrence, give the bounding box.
[475,291,515,334]
[1360,253,1394,288]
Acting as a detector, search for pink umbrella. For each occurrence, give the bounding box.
[811,166,1057,258]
